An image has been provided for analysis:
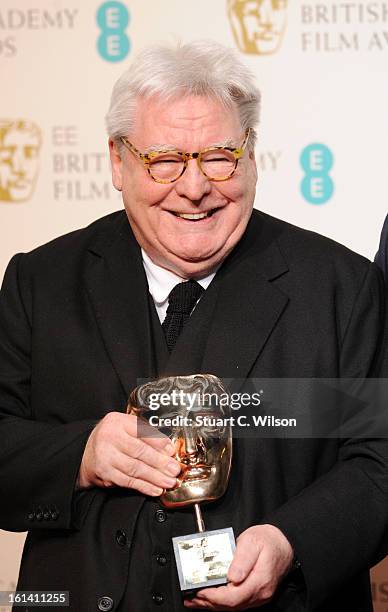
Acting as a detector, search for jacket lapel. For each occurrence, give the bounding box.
[84,213,155,398]
[201,260,288,382]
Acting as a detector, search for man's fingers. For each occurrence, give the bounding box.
[189,584,247,610]
[184,598,216,609]
[192,564,273,609]
[109,468,163,496]
[81,412,181,491]
[126,414,175,455]
[193,548,277,609]
[104,412,172,454]
[196,584,241,607]
[120,433,181,477]
[142,433,176,457]
[227,533,261,584]
[113,450,178,490]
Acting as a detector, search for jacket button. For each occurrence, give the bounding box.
[152,593,164,605]
[292,557,302,571]
[154,509,166,523]
[156,553,167,566]
[27,512,35,521]
[97,596,114,611]
[115,529,127,547]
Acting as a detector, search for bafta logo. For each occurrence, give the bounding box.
[0,120,42,203]
[228,0,288,56]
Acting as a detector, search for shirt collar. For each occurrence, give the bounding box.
[142,249,217,305]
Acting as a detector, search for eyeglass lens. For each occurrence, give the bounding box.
[148,149,237,182]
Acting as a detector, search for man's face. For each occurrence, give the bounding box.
[109,95,257,278]
[0,124,41,202]
[229,0,288,55]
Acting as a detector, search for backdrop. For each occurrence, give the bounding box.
[1,1,388,609]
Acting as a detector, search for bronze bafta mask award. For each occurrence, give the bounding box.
[127,374,235,592]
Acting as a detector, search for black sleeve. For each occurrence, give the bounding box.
[0,254,97,532]
[264,263,388,610]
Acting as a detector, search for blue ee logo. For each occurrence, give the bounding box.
[97,1,130,62]
[300,144,334,205]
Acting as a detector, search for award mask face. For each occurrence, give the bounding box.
[128,374,233,508]
[0,120,42,202]
[228,0,288,56]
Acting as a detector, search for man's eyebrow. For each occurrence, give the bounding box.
[207,138,237,149]
[143,144,179,154]
[144,138,238,154]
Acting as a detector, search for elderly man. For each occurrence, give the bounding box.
[0,41,387,612]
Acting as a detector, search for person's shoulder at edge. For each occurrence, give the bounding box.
[24,209,127,258]
[253,208,373,276]
[2,210,130,280]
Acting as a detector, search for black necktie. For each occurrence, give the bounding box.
[162,280,204,352]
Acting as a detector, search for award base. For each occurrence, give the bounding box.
[172,527,236,593]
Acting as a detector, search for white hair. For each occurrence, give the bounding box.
[105,40,261,148]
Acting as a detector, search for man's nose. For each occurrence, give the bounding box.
[173,158,211,203]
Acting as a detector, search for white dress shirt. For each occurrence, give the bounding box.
[141,249,217,324]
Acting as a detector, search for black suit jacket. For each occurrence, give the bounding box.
[0,210,387,612]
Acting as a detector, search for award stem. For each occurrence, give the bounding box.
[194,503,205,533]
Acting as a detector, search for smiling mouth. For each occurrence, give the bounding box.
[169,209,219,221]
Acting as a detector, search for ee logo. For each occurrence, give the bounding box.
[300,144,334,205]
[97,1,130,62]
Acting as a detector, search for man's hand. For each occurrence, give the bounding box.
[77,411,181,495]
[184,524,294,610]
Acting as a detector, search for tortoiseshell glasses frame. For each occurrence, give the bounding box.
[120,128,251,184]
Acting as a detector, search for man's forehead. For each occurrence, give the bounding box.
[132,95,242,148]
[135,93,239,124]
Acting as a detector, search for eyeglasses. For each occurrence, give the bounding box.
[120,128,250,184]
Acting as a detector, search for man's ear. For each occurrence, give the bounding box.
[109,138,123,191]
